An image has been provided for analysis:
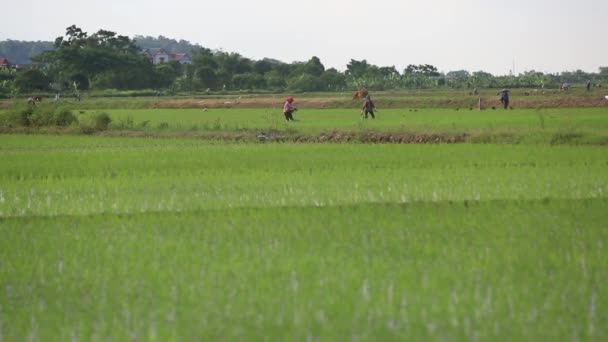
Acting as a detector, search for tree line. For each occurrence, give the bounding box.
[1,26,607,97]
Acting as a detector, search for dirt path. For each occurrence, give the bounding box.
[150,97,608,109]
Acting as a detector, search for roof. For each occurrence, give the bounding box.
[169,53,189,60]
[0,58,10,65]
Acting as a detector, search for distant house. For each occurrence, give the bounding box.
[0,58,32,71]
[141,49,192,65]
[0,57,10,69]
[170,53,191,65]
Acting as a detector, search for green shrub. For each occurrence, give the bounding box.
[53,108,77,126]
[94,113,112,130]
[78,112,112,133]
[111,116,134,130]
[0,106,32,127]
[0,105,79,128]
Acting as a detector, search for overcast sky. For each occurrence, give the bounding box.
[1,0,606,75]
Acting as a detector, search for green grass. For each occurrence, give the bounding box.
[3,93,608,144]
[1,136,607,216]
[1,135,607,340]
[2,200,607,340]
[98,107,608,133]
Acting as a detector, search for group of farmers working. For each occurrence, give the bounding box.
[282,88,376,122]
[282,87,518,122]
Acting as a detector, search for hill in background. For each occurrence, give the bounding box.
[132,35,205,54]
[0,40,54,64]
[0,35,205,64]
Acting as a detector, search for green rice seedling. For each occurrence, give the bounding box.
[0,135,607,340]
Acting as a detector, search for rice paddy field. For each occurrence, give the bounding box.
[1,104,608,340]
[99,107,608,135]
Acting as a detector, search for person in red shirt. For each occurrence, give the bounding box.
[283,97,298,121]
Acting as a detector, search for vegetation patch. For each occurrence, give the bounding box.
[0,104,77,128]
[1,137,607,340]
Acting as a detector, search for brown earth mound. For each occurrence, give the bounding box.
[151,97,607,109]
[151,98,334,109]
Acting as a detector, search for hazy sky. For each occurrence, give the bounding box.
[2,0,606,75]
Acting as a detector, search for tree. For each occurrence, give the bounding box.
[300,56,325,77]
[71,74,90,90]
[272,63,293,78]
[194,66,218,90]
[599,67,608,84]
[319,68,346,91]
[14,69,50,92]
[346,59,369,78]
[34,25,150,89]
[0,69,17,97]
[172,64,195,92]
[446,70,470,89]
[154,61,182,88]
[470,71,494,88]
[264,70,287,90]
[446,70,470,79]
[376,66,401,89]
[90,54,156,90]
[287,74,322,92]
[234,58,253,74]
[404,64,440,77]
[253,60,273,75]
[192,53,219,69]
[232,72,266,90]
[0,68,16,82]
[379,66,400,78]
[345,59,371,89]
[518,70,548,88]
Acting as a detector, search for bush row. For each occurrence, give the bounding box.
[0,104,112,133]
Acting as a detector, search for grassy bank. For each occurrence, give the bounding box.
[4,107,607,145]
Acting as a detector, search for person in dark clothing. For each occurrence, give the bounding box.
[500,89,510,109]
[283,97,298,121]
[586,80,591,91]
[361,95,376,119]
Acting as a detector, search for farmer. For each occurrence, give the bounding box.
[500,89,510,109]
[361,95,376,119]
[283,97,298,121]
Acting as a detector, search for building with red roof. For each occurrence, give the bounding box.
[0,58,11,69]
[141,49,192,65]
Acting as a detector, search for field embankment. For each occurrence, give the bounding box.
[2,88,607,110]
[4,106,607,145]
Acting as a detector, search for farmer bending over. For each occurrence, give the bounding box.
[283,97,298,121]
